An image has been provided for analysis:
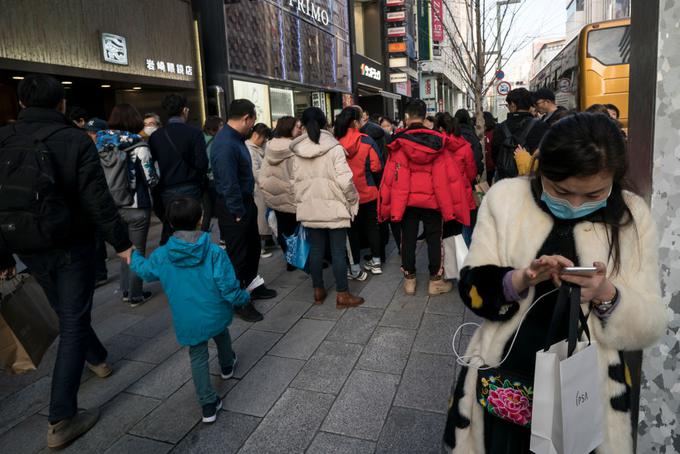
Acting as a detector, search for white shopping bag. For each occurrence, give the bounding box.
[443,234,468,280]
[530,285,604,454]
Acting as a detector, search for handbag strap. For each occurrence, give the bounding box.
[543,284,591,356]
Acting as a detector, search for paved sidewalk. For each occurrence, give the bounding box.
[0,223,479,453]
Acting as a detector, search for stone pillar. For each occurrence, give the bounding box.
[638,0,680,450]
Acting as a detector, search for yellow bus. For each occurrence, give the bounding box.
[530,18,630,127]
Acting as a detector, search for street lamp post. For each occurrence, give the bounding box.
[494,0,521,117]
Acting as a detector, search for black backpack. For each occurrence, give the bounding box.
[0,124,72,253]
[496,118,538,180]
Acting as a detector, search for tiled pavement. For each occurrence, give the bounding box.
[0,221,479,453]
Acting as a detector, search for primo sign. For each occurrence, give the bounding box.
[288,0,331,26]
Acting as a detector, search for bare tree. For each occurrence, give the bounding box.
[440,0,529,137]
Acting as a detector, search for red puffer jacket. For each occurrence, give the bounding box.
[338,128,382,203]
[379,127,471,226]
[445,133,477,211]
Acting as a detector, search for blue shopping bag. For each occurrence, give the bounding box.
[284,225,310,270]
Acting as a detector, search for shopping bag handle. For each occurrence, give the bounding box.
[543,283,591,356]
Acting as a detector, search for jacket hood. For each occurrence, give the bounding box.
[165,231,211,267]
[360,121,385,141]
[246,140,265,158]
[291,129,341,159]
[265,137,295,164]
[96,130,143,165]
[391,128,444,164]
[338,128,363,159]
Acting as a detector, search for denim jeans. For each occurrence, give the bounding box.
[160,184,202,245]
[307,228,349,292]
[188,329,234,406]
[19,241,107,423]
[119,208,151,299]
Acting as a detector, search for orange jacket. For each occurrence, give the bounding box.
[338,128,382,203]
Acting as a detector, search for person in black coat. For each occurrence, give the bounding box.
[0,75,131,449]
[454,109,484,177]
[148,94,208,244]
[533,88,569,126]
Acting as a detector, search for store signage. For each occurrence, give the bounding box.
[431,0,444,42]
[145,59,193,76]
[288,0,330,26]
[387,26,406,37]
[386,0,405,5]
[386,11,406,22]
[390,73,408,83]
[422,76,437,99]
[360,63,382,81]
[394,81,411,97]
[388,42,407,53]
[389,57,408,68]
[101,33,128,65]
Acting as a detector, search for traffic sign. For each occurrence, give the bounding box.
[497,81,511,96]
[495,70,505,80]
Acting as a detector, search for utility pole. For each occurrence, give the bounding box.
[493,0,521,119]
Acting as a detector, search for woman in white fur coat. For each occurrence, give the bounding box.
[444,113,667,454]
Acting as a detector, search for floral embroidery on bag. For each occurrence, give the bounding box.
[479,375,533,427]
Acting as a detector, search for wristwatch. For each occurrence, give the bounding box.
[591,287,619,311]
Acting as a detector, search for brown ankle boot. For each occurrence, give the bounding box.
[336,291,364,309]
[313,288,327,305]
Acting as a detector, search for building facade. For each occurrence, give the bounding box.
[566,0,631,39]
[0,0,202,126]
[196,0,352,126]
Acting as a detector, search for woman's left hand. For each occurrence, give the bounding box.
[559,262,617,303]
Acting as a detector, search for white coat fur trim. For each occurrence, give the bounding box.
[451,178,667,454]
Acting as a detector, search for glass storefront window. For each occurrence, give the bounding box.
[270,87,295,121]
[233,79,271,126]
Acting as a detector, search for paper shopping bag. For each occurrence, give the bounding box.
[0,275,59,374]
[443,235,468,280]
[530,285,604,454]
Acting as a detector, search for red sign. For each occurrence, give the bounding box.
[431,0,444,42]
[386,0,405,5]
[496,81,512,96]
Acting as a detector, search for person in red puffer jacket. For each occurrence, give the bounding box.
[335,107,383,278]
[434,112,477,219]
[379,100,469,297]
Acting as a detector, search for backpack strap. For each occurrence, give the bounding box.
[500,122,513,145]
[516,118,538,147]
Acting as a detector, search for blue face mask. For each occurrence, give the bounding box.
[540,184,611,220]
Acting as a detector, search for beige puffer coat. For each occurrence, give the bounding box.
[291,130,359,229]
[258,137,296,213]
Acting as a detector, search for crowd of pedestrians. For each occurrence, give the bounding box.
[0,74,665,454]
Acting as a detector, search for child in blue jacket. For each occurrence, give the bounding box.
[131,196,249,423]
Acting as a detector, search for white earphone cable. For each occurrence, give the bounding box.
[451,288,560,370]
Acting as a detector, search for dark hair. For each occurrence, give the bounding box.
[228,99,256,120]
[379,116,394,125]
[533,88,556,103]
[604,103,620,118]
[166,196,203,231]
[17,74,65,108]
[334,107,361,139]
[301,107,327,144]
[370,113,382,123]
[483,111,497,132]
[585,104,610,115]
[425,115,436,124]
[273,116,298,138]
[162,94,188,117]
[434,112,460,136]
[107,104,144,133]
[247,123,271,140]
[454,109,472,125]
[203,116,224,135]
[506,88,534,111]
[533,112,633,274]
[405,100,426,121]
[68,106,89,122]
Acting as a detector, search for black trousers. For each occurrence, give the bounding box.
[19,242,107,423]
[401,207,443,276]
[274,210,298,253]
[201,184,218,233]
[348,200,381,264]
[215,195,260,288]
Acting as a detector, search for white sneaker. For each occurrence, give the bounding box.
[363,260,383,275]
[347,269,369,281]
[260,249,273,258]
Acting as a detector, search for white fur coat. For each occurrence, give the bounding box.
[451,178,667,454]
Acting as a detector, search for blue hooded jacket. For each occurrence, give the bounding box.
[130,231,249,346]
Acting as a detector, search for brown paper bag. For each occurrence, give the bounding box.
[0,275,59,374]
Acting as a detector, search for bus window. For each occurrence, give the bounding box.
[587,26,631,66]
